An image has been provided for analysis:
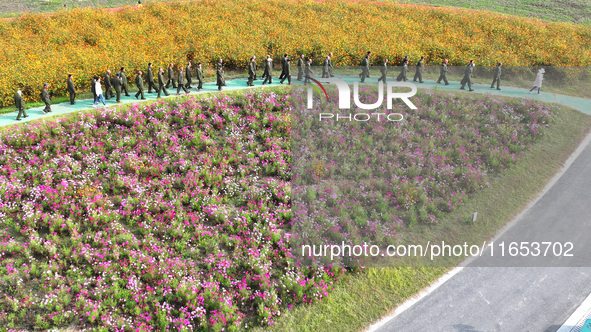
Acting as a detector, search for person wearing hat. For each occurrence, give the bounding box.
[297,54,305,81]
[157,68,170,98]
[280,54,291,84]
[147,63,157,93]
[216,59,226,90]
[304,58,314,84]
[413,56,424,83]
[166,63,177,89]
[436,59,449,85]
[135,70,146,100]
[491,62,502,90]
[247,56,257,86]
[196,63,204,91]
[360,51,371,83]
[378,58,388,83]
[396,57,408,82]
[460,60,475,91]
[120,67,130,96]
[92,76,106,107]
[177,66,189,95]
[104,70,115,100]
[185,62,193,89]
[112,73,122,103]
[40,83,52,113]
[67,74,76,105]
[529,68,545,94]
[14,90,27,121]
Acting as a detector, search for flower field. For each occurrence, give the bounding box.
[291,87,554,265]
[0,85,557,330]
[0,0,590,107]
[0,90,349,331]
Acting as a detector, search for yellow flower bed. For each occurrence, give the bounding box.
[0,0,589,106]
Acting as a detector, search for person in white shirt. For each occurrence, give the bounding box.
[92,76,106,107]
[529,68,545,95]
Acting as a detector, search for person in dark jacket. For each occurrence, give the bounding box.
[280,54,291,84]
[112,73,122,103]
[185,62,193,89]
[147,63,158,93]
[196,63,204,91]
[491,62,502,90]
[157,68,170,98]
[378,58,388,83]
[297,54,305,81]
[217,59,226,90]
[67,74,76,105]
[460,60,475,91]
[135,71,146,99]
[262,57,273,85]
[247,56,256,86]
[177,67,189,95]
[436,59,449,85]
[166,63,177,88]
[14,90,28,121]
[91,76,97,101]
[396,58,408,82]
[104,70,115,100]
[413,56,424,83]
[40,83,52,113]
[120,67,130,96]
[304,58,314,84]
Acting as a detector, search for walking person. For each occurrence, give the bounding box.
[377,58,388,83]
[217,59,226,91]
[177,66,189,95]
[185,62,193,89]
[40,83,52,113]
[91,76,97,101]
[166,63,177,88]
[247,56,257,86]
[261,55,270,80]
[135,70,146,100]
[120,67,130,96]
[196,63,204,91]
[147,63,158,93]
[112,73,122,103]
[360,51,371,83]
[92,76,106,107]
[436,59,449,85]
[322,54,330,78]
[304,58,314,83]
[491,62,502,90]
[67,74,76,105]
[297,54,305,81]
[279,54,288,81]
[529,68,545,94]
[104,70,115,100]
[280,54,291,84]
[14,90,28,121]
[396,57,408,82]
[157,68,170,98]
[262,57,273,85]
[460,60,475,91]
[413,56,424,83]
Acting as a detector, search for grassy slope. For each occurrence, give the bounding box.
[395,0,591,25]
[254,97,591,332]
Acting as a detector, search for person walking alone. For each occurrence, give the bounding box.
[67,74,76,105]
[529,68,545,94]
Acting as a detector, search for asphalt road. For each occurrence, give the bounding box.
[376,131,591,331]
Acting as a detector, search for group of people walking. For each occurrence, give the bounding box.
[12,53,547,121]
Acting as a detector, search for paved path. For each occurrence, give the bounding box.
[2,74,589,128]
